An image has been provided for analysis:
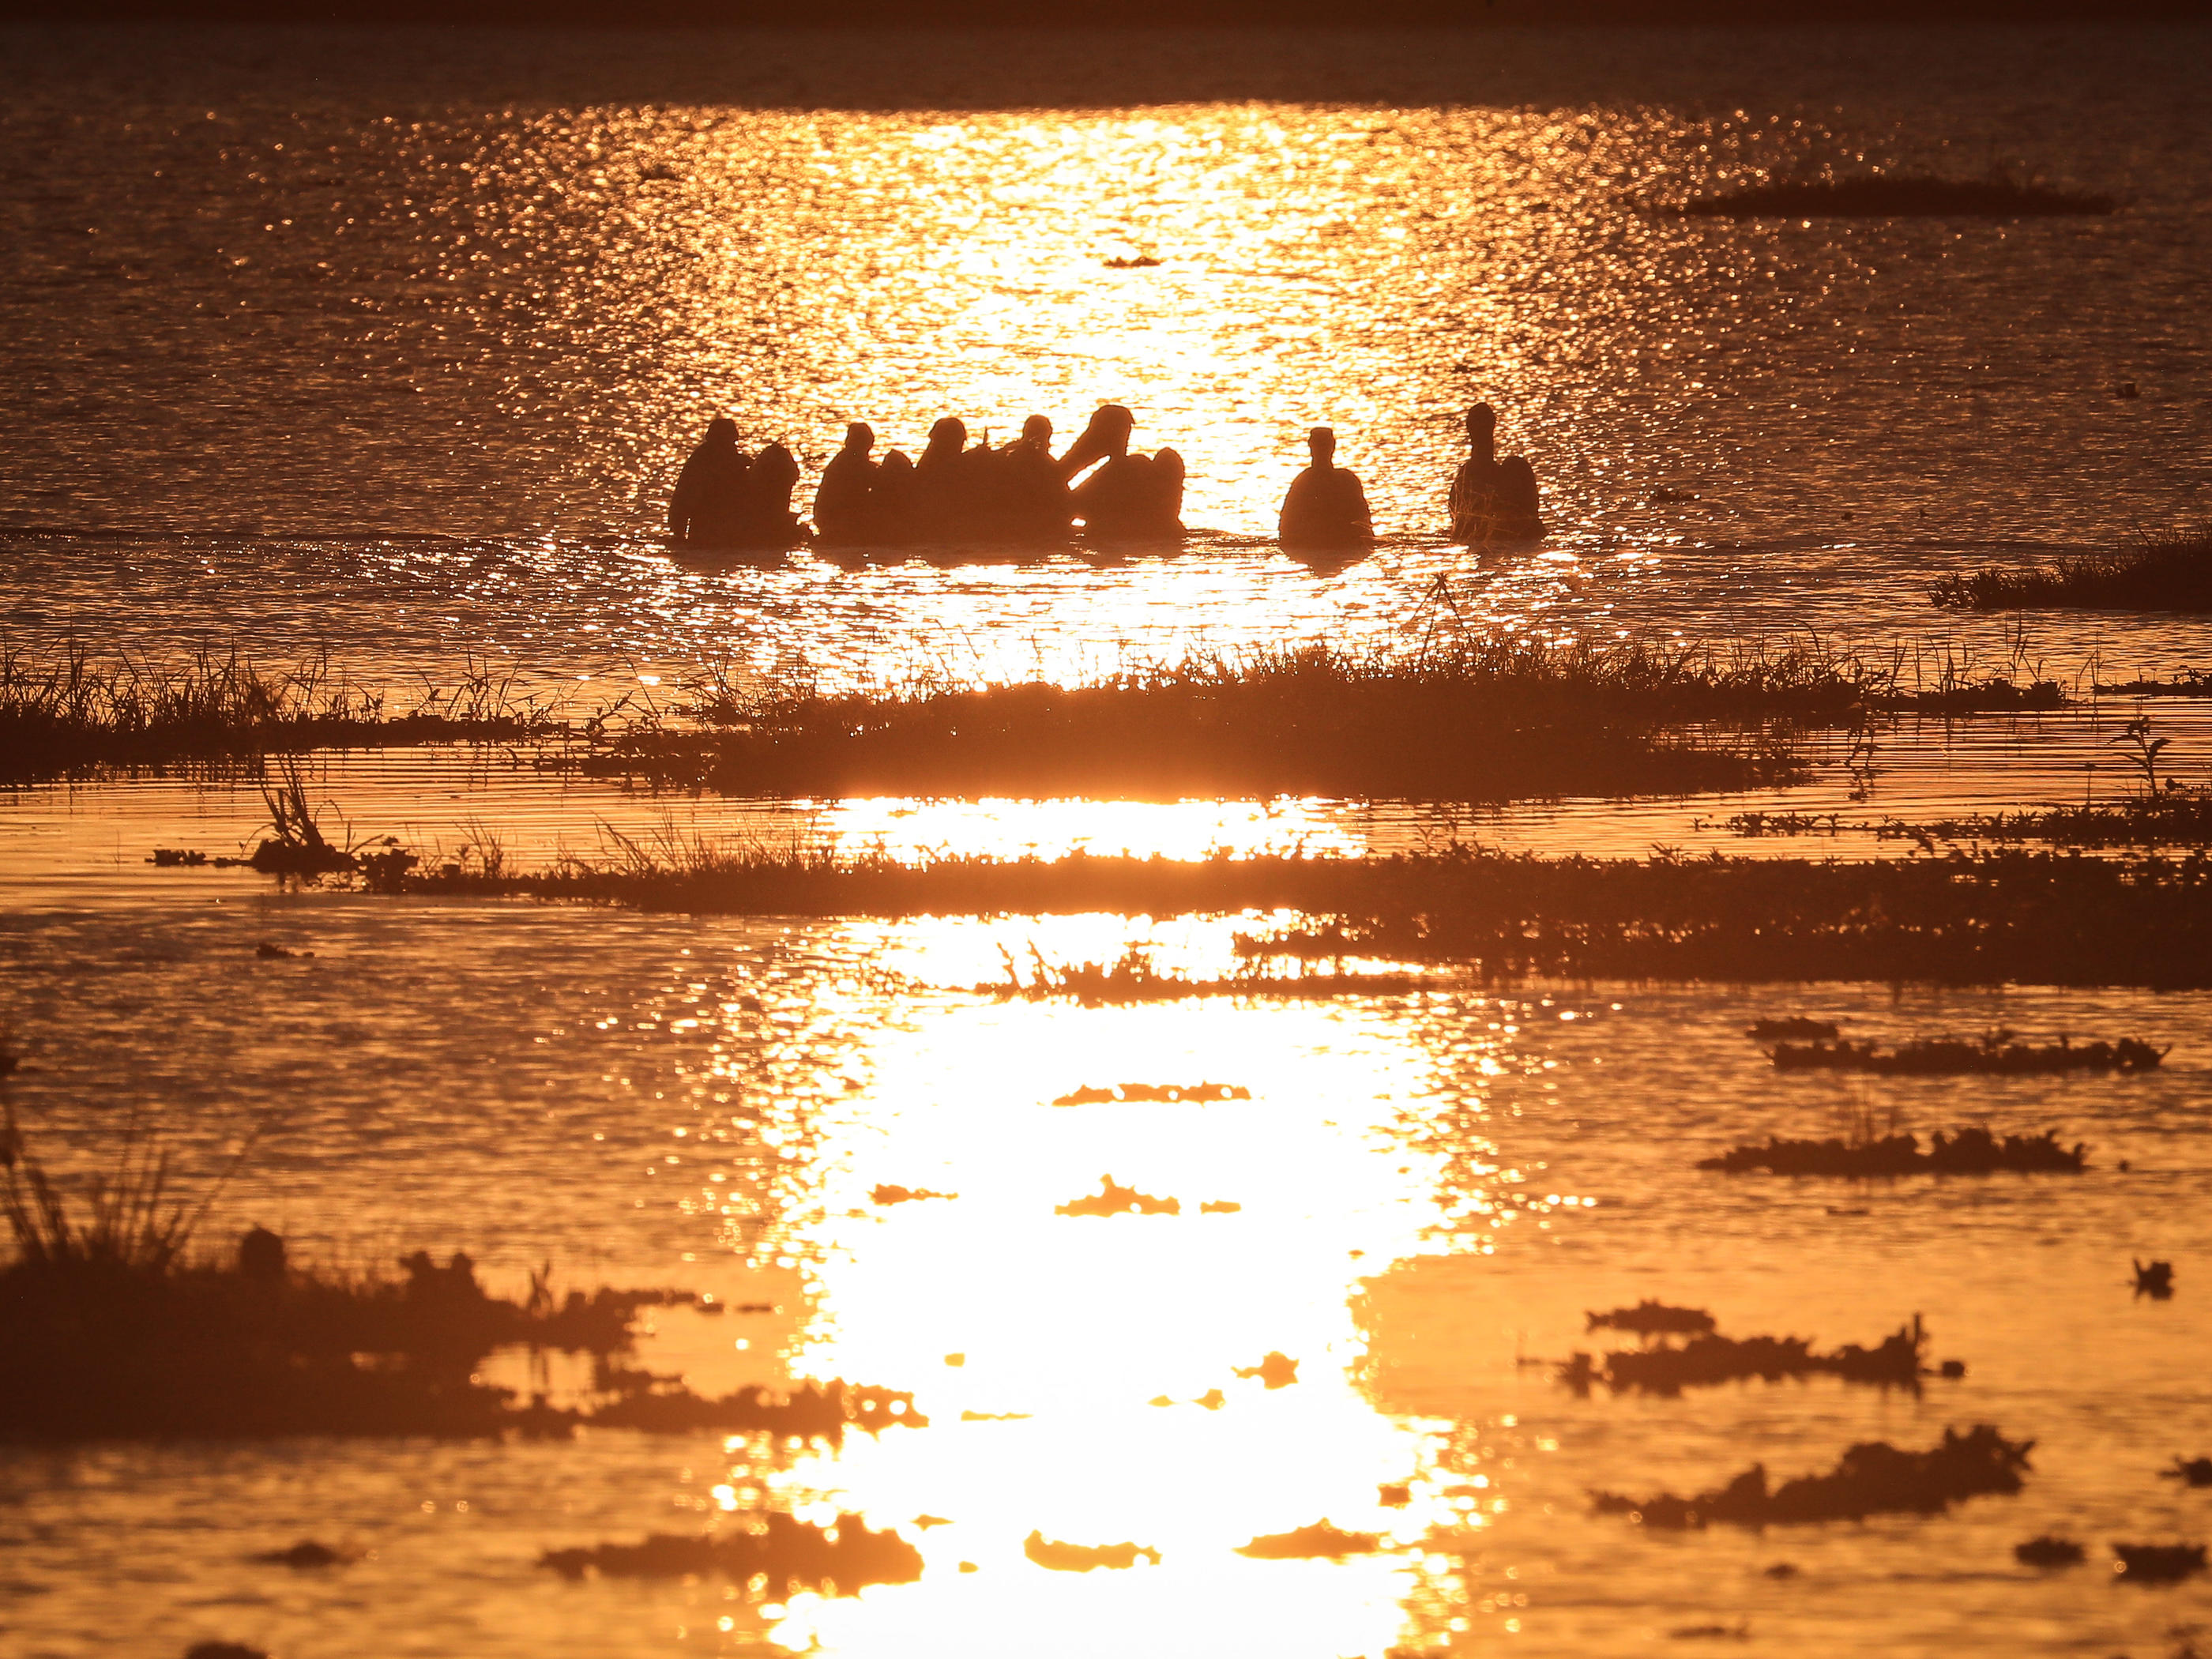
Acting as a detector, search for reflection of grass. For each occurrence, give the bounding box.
[0,641,569,782]
[402,841,2212,990]
[1677,172,2115,218]
[1930,527,2212,612]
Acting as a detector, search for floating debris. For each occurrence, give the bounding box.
[2135,1259,2176,1298]
[1747,1018,1839,1040]
[1199,1200,1243,1213]
[912,1514,950,1529]
[2161,1457,2212,1488]
[1055,1174,1180,1217]
[1770,1033,2165,1075]
[2112,1542,2206,1584]
[1563,1319,1928,1396]
[1592,1424,2033,1529]
[1668,1625,1748,1642]
[1052,1082,1251,1104]
[1233,1352,1300,1390]
[2014,1535,2086,1567]
[1236,1520,1384,1559]
[540,1512,923,1592]
[248,1539,349,1568]
[254,942,313,959]
[590,1378,923,1437]
[1762,1562,1798,1578]
[870,1183,957,1205]
[1023,1530,1160,1571]
[1698,1127,2086,1178]
[184,1646,269,1659]
[1586,1300,1717,1338]
[1102,254,1163,268]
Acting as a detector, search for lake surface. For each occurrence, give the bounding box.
[3,23,2211,1659]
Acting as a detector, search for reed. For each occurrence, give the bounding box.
[0,641,569,782]
[1930,526,2212,613]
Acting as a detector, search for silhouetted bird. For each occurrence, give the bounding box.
[668,416,750,547]
[1448,402,1542,541]
[991,413,1076,540]
[813,422,879,545]
[1061,404,1185,540]
[1278,426,1372,550]
[743,441,803,546]
[913,416,980,539]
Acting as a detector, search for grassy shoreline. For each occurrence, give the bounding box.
[1,643,574,784]
[1930,528,2212,613]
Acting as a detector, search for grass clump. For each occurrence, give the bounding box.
[404,840,2212,991]
[582,636,1890,803]
[1675,171,2115,218]
[0,642,570,783]
[1563,1317,1928,1395]
[540,1512,923,1590]
[1872,790,2212,849]
[1698,1125,2086,1178]
[1586,1300,1716,1338]
[980,945,1418,1006]
[1770,1033,2165,1075]
[1931,527,2212,612]
[0,1110,655,1440]
[1593,1424,2033,1529]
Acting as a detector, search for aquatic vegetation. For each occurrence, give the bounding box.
[416,842,2212,991]
[1931,526,2212,612]
[588,635,1913,803]
[0,641,569,782]
[540,1512,924,1592]
[1586,1300,1717,1338]
[1055,1175,1179,1217]
[982,946,1418,1006]
[1675,171,2115,218]
[1236,1520,1384,1559]
[2161,1457,2212,1488]
[1023,1531,1161,1571]
[2013,1535,2086,1567]
[587,1375,924,1436]
[1698,1127,2086,1178]
[870,1183,957,1205]
[2097,668,2212,698]
[1051,1082,1251,1104]
[1769,1033,2165,1075]
[1871,789,2212,849]
[2112,1543,2207,1584]
[1233,1351,1299,1389]
[1,1119,663,1439]
[1564,1319,1928,1395]
[1592,1424,2033,1529]
[2135,1259,2176,1298]
[249,1540,351,1568]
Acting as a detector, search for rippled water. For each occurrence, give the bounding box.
[6,24,2212,1659]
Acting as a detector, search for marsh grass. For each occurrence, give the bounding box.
[1592,1424,2033,1529]
[1676,171,2115,218]
[1564,1318,1928,1395]
[0,641,570,781]
[397,837,2212,990]
[1930,526,2212,612]
[979,943,1420,1006]
[0,1111,656,1439]
[595,636,1923,803]
[1870,789,2212,849]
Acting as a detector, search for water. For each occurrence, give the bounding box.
[5,22,2212,1659]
